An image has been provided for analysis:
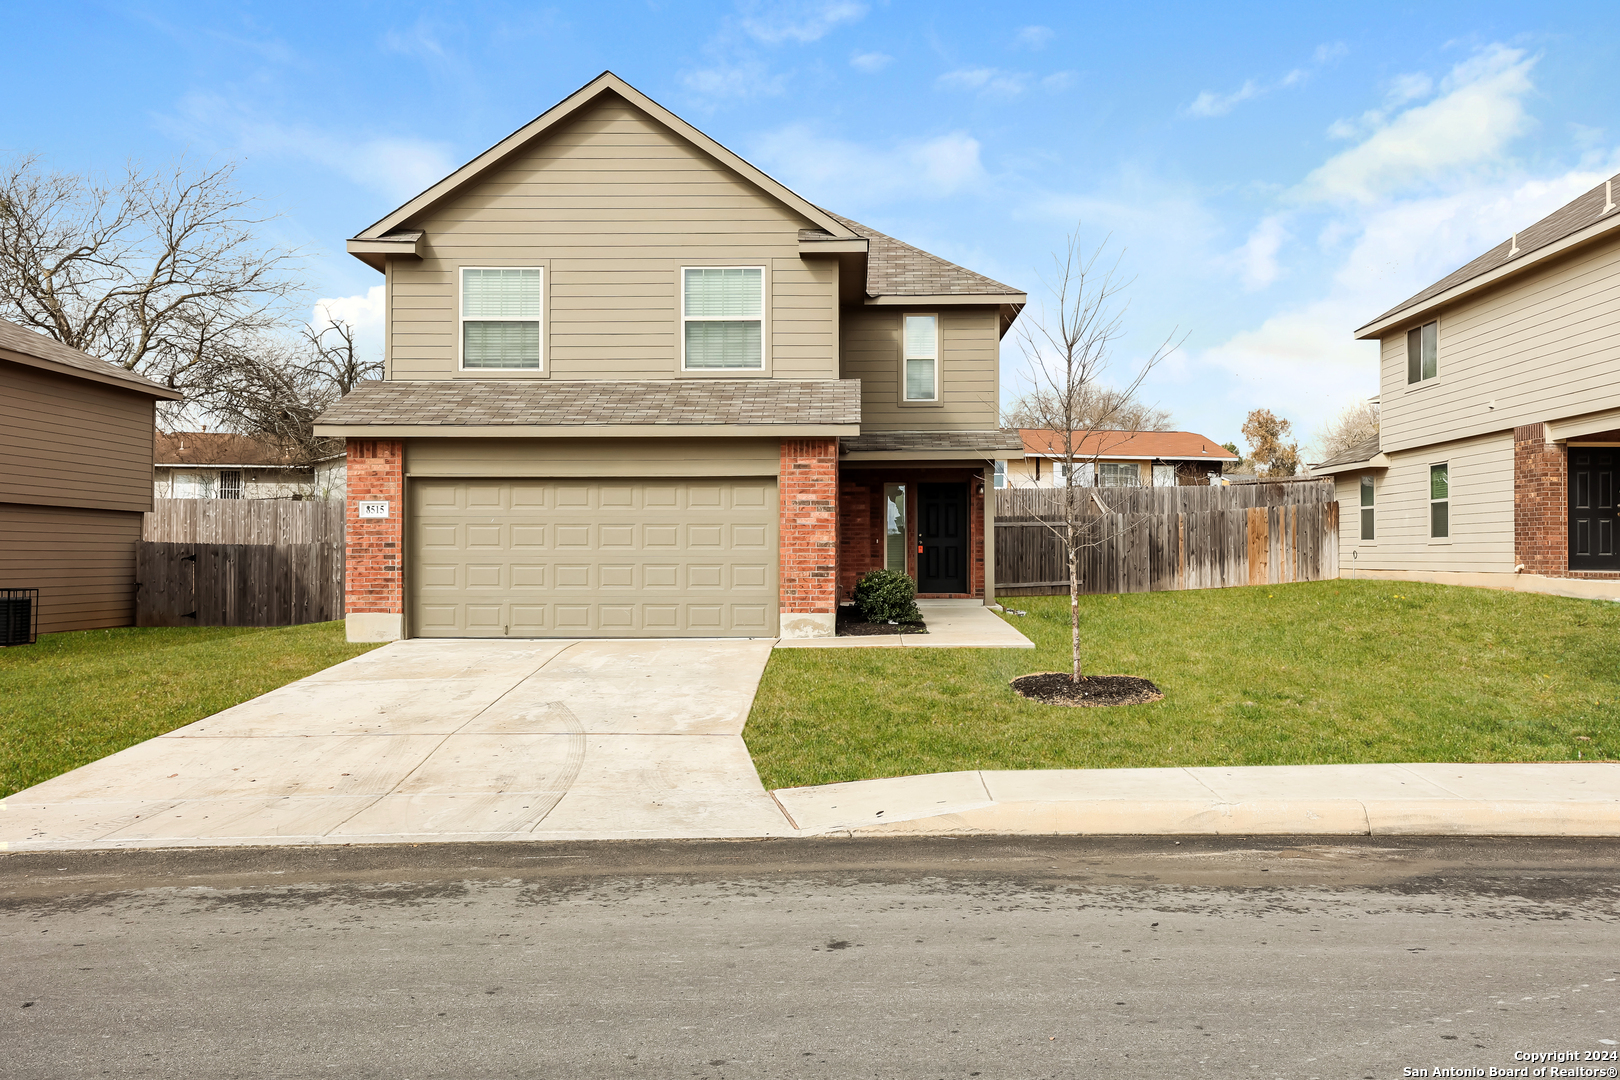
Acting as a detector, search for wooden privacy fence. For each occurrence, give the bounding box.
[135,542,344,628]
[143,498,345,545]
[995,481,1339,596]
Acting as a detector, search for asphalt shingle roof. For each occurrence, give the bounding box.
[807,214,1024,298]
[1313,433,1382,470]
[841,430,1023,453]
[0,318,181,398]
[315,379,862,428]
[1018,429,1240,462]
[1365,171,1620,328]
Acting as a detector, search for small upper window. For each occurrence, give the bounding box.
[1430,463,1449,538]
[683,267,763,369]
[903,315,938,401]
[462,268,542,370]
[1406,320,1437,384]
[1359,474,1375,541]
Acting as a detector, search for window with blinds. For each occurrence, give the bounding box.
[461,268,542,369]
[683,267,764,369]
[903,314,938,401]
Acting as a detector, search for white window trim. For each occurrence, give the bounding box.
[1405,318,1439,388]
[680,265,768,374]
[900,311,941,405]
[1359,473,1377,546]
[457,265,546,375]
[1429,460,1451,543]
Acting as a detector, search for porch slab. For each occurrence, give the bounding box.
[773,600,1035,649]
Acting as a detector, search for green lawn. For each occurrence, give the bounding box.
[0,622,381,798]
[744,580,1620,790]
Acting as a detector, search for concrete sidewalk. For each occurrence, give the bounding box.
[773,599,1035,649]
[772,762,1620,837]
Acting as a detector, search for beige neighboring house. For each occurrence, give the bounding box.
[1320,171,1620,599]
[1002,429,1238,488]
[153,432,347,501]
[314,72,1027,642]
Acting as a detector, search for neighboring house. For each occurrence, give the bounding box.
[314,72,1027,642]
[1003,429,1239,488]
[0,318,182,634]
[1321,171,1620,598]
[153,432,346,501]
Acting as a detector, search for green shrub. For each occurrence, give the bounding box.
[853,569,921,624]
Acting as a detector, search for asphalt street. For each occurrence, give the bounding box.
[3,836,1618,1079]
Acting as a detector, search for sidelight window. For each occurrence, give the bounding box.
[884,483,908,573]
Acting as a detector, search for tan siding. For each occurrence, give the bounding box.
[0,502,141,633]
[387,97,835,381]
[1344,431,1514,574]
[1379,231,1620,452]
[405,437,781,478]
[0,360,157,513]
[840,306,1000,432]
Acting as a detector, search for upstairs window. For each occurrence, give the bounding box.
[462,268,542,370]
[683,267,763,369]
[1406,320,1437,384]
[1360,474,1375,541]
[903,314,938,401]
[1430,463,1449,538]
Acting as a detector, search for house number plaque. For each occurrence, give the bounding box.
[358,500,391,519]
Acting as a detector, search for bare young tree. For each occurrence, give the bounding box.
[1014,229,1183,686]
[1309,398,1380,465]
[0,153,300,415]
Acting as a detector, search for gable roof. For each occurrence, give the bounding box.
[1356,171,1620,338]
[0,318,183,399]
[1019,429,1239,462]
[1311,432,1381,471]
[352,71,859,245]
[817,215,1023,299]
[154,432,343,467]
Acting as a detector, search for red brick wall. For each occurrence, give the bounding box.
[1514,424,1566,576]
[779,438,839,615]
[835,469,986,599]
[838,479,881,597]
[346,438,405,615]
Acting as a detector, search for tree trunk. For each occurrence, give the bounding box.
[1068,517,1081,685]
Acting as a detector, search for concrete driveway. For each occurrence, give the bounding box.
[1,639,794,850]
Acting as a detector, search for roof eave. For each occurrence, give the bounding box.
[864,292,1028,306]
[346,231,425,272]
[313,422,860,439]
[1309,452,1390,476]
[1354,211,1620,340]
[1,346,184,400]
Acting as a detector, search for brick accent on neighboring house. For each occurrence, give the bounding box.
[346,438,405,615]
[1514,423,1567,577]
[779,437,839,617]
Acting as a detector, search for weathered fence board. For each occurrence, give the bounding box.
[995,481,1339,597]
[136,542,343,627]
[143,498,345,546]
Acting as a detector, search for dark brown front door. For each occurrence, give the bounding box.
[1569,447,1618,570]
[918,483,968,593]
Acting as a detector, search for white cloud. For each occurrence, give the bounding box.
[850,50,892,73]
[310,285,385,365]
[938,67,1030,99]
[163,93,454,202]
[1014,25,1054,50]
[682,59,787,99]
[1231,215,1291,290]
[1041,71,1075,93]
[1296,45,1536,204]
[1184,42,1345,118]
[738,1,866,44]
[751,125,986,206]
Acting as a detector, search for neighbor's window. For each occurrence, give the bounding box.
[1406,320,1438,384]
[219,470,243,500]
[993,460,1007,489]
[1430,463,1449,538]
[462,267,542,369]
[1099,462,1140,487]
[884,483,908,572]
[903,314,938,401]
[1360,474,1375,541]
[1151,463,1176,487]
[683,267,764,369]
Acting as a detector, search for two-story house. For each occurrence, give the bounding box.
[1317,172,1620,599]
[314,72,1026,642]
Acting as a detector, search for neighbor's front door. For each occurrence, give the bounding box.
[918,482,969,594]
[1569,447,1618,571]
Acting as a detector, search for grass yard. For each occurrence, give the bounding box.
[744,580,1620,790]
[0,621,381,798]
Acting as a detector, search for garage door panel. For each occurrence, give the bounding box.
[410,477,778,638]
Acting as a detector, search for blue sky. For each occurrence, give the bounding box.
[6,1,1618,452]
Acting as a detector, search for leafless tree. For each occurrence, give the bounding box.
[1002,384,1174,433]
[0,153,301,417]
[1013,229,1183,686]
[1309,398,1380,466]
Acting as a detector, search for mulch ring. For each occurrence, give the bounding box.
[836,609,928,636]
[1010,672,1163,707]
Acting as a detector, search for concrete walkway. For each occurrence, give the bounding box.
[772,763,1620,837]
[773,599,1035,649]
[0,638,794,850]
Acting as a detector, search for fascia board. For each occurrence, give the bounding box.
[1354,212,1620,340]
[1548,407,1620,442]
[313,423,860,438]
[1,348,185,400]
[799,238,869,254]
[865,293,1029,306]
[840,449,1022,462]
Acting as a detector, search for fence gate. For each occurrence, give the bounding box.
[135,542,343,627]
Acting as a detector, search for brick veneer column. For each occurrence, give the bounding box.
[779,437,839,638]
[345,438,405,641]
[1513,423,1566,576]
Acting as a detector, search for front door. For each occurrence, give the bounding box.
[1569,447,1619,571]
[918,482,969,594]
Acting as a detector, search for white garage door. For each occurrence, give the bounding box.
[409,477,778,638]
